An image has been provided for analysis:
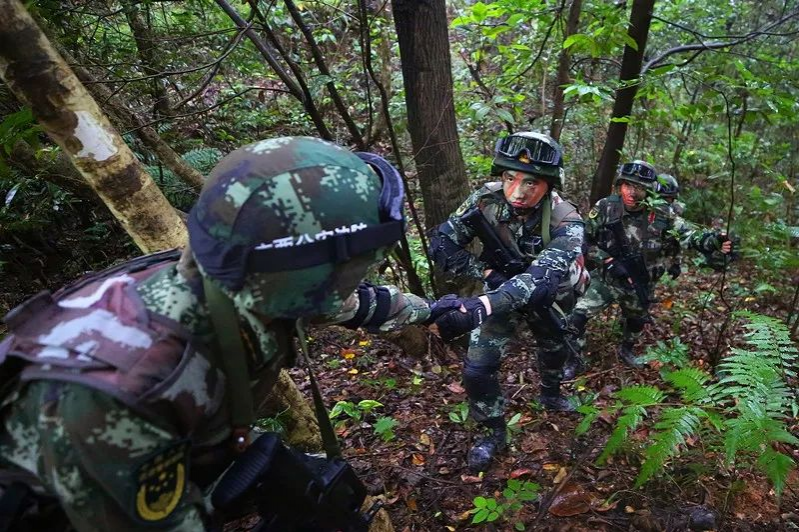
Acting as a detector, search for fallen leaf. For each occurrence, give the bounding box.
[661,298,674,309]
[460,474,483,484]
[447,382,466,394]
[431,365,442,374]
[549,482,592,517]
[543,463,561,471]
[625,505,636,513]
[348,368,359,374]
[342,350,356,359]
[784,180,796,193]
[419,433,431,446]
[553,467,568,484]
[358,340,371,346]
[406,497,417,511]
[411,454,425,466]
[509,468,534,479]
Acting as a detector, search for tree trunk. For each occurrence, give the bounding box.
[550,0,583,141]
[590,0,656,204]
[392,0,470,229]
[0,0,185,253]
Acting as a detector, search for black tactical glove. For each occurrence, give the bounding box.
[603,258,630,281]
[667,262,681,279]
[425,294,467,325]
[433,297,489,342]
[525,265,562,309]
[483,270,508,290]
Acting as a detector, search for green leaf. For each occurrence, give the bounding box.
[610,116,631,123]
[358,399,383,412]
[649,64,676,76]
[473,496,487,508]
[622,32,639,51]
[496,108,515,124]
[563,33,592,50]
[506,13,525,26]
[487,511,500,522]
[515,522,526,531]
[472,508,490,523]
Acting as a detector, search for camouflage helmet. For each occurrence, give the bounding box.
[614,159,658,190]
[491,132,565,189]
[656,173,680,200]
[187,137,404,318]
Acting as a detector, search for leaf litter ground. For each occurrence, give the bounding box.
[289,265,799,531]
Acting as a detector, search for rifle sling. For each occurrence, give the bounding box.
[541,195,551,247]
[295,320,342,459]
[203,278,255,433]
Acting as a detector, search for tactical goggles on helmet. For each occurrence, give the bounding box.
[189,153,405,291]
[618,162,657,182]
[495,135,560,166]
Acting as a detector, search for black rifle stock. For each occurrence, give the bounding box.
[212,433,378,531]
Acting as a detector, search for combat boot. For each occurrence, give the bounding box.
[562,354,585,380]
[468,419,507,473]
[617,342,644,368]
[538,385,575,412]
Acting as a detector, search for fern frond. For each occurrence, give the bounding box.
[597,405,647,465]
[757,448,796,497]
[615,385,666,406]
[664,367,714,403]
[636,406,703,486]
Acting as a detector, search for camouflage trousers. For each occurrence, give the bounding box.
[569,271,650,353]
[0,381,208,531]
[464,291,575,424]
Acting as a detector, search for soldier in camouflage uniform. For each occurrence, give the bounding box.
[0,137,466,531]
[428,132,588,472]
[570,161,734,369]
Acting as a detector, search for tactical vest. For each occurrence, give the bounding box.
[0,250,229,442]
[596,194,674,269]
[476,184,589,294]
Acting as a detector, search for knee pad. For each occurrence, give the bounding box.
[463,359,500,380]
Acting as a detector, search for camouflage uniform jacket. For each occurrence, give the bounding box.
[437,182,588,314]
[585,194,722,282]
[0,249,429,529]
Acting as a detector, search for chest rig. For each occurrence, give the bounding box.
[597,195,673,263]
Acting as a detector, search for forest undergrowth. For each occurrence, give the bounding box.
[286,263,799,532]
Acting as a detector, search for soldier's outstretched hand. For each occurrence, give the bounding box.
[431,295,491,342]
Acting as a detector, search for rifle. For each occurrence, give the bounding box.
[607,221,651,312]
[212,432,380,531]
[459,207,567,331]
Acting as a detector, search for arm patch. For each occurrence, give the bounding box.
[134,440,190,524]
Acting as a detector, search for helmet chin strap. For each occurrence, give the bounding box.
[203,276,255,452]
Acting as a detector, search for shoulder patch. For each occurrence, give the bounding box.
[134,440,190,524]
[588,208,599,219]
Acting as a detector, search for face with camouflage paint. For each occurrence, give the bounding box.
[619,181,647,210]
[502,170,549,211]
[190,137,390,319]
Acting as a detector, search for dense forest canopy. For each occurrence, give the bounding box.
[0,0,798,530]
